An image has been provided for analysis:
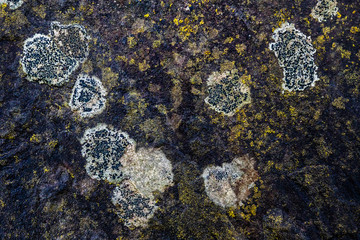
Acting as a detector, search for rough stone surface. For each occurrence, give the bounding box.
[1,0,360,239]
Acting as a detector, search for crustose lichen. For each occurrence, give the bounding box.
[20,22,90,86]
[69,74,107,118]
[202,155,258,208]
[0,0,23,10]
[269,22,319,92]
[311,0,338,22]
[205,69,251,116]
[80,124,135,184]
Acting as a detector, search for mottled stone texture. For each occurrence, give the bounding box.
[1,0,360,239]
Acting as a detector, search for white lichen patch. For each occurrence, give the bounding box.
[202,155,258,208]
[111,147,174,228]
[69,74,107,118]
[20,22,90,86]
[80,124,135,183]
[50,22,90,62]
[20,34,78,86]
[111,180,158,228]
[269,22,319,91]
[205,69,251,116]
[311,0,338,22]
[0,0,23,10]
[80,125,174,228]
[122,147,174,198]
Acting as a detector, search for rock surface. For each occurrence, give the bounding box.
[1,0,360,239]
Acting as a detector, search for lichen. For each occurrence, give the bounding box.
[20,34,78,86]
[204,69,251,116]
[122,147,174,198]
[80,123,174,227]
[0,0,23,10]
[111,180,157,228]
[269,22,319,91]
[50,22,90,62]
[202,155,258,208]
[311,0,338,22]
[20,22,90,86]
[80,124,135,183]
[69,74,107,118]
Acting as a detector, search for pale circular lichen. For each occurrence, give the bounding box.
[122,147,174,198]
[311,0,338,22]
[269,22,319,91]
[50,22,90,62]
[111,180,158,228]
[69,74,107,118]
[0,0,23,10]
[20,22,90,86]
[80,124,135,183]
[205,69,251,116]
[202,155,258,208]
[20,34,79,86]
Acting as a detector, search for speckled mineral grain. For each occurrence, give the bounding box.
[202,155,258,208]
[269,22,319,91]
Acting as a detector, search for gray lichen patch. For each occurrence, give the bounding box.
[311,0,338,22]
[50,22,90,62]
[204,69,251,116]
[80,124,135,183]
[0,0,23,10]
[111,180,158,228]
[269,22,319,92]
[122,147,174,198]
[69,74,107,118]
[20,22,90,86]
[20,34,79,86]
[202,155,258,208]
